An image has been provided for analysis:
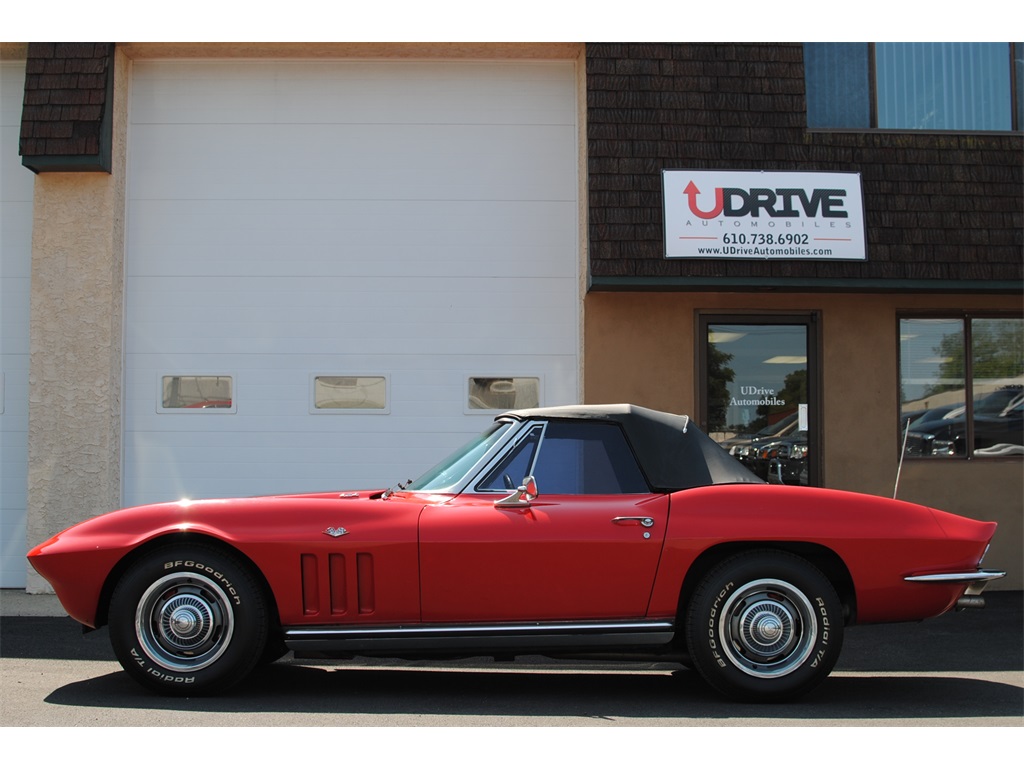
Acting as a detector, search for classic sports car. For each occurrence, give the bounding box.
[27,404,1004,702]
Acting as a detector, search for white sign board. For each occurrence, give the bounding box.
[663,170,866,260]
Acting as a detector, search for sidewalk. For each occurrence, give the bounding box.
[0,589,65,617]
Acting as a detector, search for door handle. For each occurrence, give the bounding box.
[611,516,655,528]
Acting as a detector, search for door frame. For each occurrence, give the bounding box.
[696,311,823,486]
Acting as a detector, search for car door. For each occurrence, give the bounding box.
[418,420,669,622]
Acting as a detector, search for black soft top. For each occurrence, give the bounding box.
[500,403,765,492]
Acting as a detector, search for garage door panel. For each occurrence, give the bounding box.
[122,291,575,331]
[126,275,576,349]
[128,199,577,251]
[125,429,482,498]
[127,244,573,280]
[130,123,576,201]
[125,330,575,358]
[127,199,576,280]
[132,60,576,127]
[127,274,576,302]
[1,282,31,357]
[126,59,578,506]
[0,199,33,254]
[1,61,31,586]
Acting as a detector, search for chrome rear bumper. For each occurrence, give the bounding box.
[904,569,1006,609]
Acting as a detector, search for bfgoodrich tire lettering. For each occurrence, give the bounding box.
[685,550,844,702]
[108,543,268,695]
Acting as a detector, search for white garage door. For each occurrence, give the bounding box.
[124,59,579,505]
[1,61,32,586]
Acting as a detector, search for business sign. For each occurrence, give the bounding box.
[663,170,866,260]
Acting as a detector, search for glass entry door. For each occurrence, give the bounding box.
[700,316,820,486]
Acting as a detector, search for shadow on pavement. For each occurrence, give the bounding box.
[40,662,1024,721]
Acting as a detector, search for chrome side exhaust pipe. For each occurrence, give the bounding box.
[956,595,987,610]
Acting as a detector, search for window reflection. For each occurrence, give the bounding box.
[706,323,811,485]
[876,43,1012,131]
[467,377,539,410]
[971,319,1024,457]
[313,376,387,411]
[900,318,1023,458]
[805,43,1020,131]
[161,376,233,410]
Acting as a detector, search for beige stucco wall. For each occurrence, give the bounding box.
[24,49,129,592]
[584,290,1024,590]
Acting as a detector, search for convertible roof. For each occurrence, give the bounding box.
[499,404,765,492]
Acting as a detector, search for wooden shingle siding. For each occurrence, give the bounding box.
[19,42,113,172]
[586,43,1023,289]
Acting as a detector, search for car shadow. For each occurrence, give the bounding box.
[42,661,1024,721]
[12,592,1024,721]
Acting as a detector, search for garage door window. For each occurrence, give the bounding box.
[159,375,234,412]
[312,376,389,413]
[467,376,540,412]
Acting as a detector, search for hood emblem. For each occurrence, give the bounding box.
[323,527,349,538]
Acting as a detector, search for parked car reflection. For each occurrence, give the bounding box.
[765,431,809,485]
[903,386,1023,457]
[725,413,800,479]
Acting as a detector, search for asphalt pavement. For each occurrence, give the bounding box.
[1,587,1018,768]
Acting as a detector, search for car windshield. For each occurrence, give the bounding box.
[404,420,514,492]
[752,412,798,438]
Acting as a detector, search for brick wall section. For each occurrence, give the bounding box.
[19,42,113,171]
[586,43,1024,286]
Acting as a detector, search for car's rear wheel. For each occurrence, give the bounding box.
[685,550,843,702]
[108,543,268,695]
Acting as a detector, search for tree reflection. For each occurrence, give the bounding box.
[706,341,734,434]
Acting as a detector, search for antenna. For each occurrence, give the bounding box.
[894,418,910,499]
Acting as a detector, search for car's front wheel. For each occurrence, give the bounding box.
[685,550,843,701]
[108,543,269,695]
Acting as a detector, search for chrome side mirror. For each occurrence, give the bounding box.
[495,475,538,508]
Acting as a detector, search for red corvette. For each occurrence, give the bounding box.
[27,404,1004,701]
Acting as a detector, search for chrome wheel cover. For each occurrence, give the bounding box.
[718,578,817,679]
[135,572,235,672]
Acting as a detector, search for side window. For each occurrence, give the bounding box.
[533,421,648,494]
[476,425,543,491]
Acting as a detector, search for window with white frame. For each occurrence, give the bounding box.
[159,375,234,412]
[467,376,540,411]
[311,375,388,413]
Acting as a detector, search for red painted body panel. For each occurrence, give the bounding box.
[28,483,996,631]
[648,484,995,623]
[418,493,669,621]
[28,491,427,628]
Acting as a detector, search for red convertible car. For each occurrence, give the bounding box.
[28,404,1004,701]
